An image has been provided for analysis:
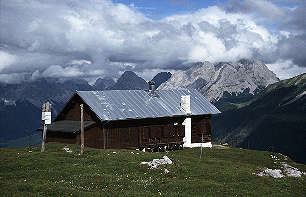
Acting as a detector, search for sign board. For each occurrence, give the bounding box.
[42,112,46,120]
[181,95,191,114]
[44,112,51,124]
[42,102,51,121]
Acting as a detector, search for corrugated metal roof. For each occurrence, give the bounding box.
[77,89,220,121]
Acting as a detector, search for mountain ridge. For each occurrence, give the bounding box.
[159,59,279,102]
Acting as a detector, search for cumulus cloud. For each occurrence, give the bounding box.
[0,51,17,72]
[267,59,306,80]
[222,0,306,68]
[0,0,305,83]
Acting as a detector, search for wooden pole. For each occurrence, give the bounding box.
[41,124,47,152]
[80,104,84,154]
[41,102,51,152]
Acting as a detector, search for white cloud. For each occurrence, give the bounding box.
[0,73,27,83]
[267,60,306,80]
[0,51,17,72]
[69,59,92,65]
[42,65,83,78]
[0,0,305,83]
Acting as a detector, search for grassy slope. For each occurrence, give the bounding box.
[0,143,305,197]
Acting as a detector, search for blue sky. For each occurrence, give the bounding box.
[114,0,299,20]
[113,0,227,19]
[0,0,305,83]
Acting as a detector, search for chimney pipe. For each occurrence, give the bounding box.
[148,81,155,94]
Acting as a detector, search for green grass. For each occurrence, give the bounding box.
[0,143,305,196]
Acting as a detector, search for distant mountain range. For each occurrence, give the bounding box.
[213,73,306,163]
[0,99,41,144]
[0,78,93,110]
[159,59,279,102]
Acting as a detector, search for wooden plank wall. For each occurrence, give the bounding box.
[191,116,212,143]
[104,123,185,149]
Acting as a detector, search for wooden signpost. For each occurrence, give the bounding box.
[41,101,51,152]
[80,104,84,154]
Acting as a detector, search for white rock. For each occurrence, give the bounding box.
[141,156,173,169]
[163,156,173,164]
[257,168,284,178]
[282,163,304,178]
[63,146,72,153]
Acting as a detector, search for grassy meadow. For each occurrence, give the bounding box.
[0,143,305,196]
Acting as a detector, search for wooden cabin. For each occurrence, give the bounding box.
[44,87,220,151]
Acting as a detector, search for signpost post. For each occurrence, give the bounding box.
[200,133,204,159]
[41,102,51,152]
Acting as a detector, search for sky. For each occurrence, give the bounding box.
[0,0,305,84]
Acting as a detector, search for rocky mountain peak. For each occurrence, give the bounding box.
[94,77,116,90]
[151,72,172,88]
[237,58,257,65]
[109,71,148,90]
[159,59,279,102]
[158,61,215,91]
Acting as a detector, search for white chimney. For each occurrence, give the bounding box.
[181,95,191,114]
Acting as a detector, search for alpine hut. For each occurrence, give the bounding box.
[43,83,220,151]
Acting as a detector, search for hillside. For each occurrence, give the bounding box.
[0,100,41,143]
[212,73,306,164]
[0,143,305,196]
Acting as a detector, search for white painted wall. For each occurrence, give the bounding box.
[183,117,192,147]
[181,95,212,148]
